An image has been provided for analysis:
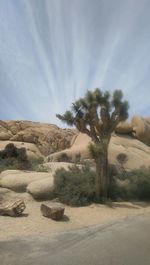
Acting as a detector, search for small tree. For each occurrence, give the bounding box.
[117,153,128,176]
[56,89,129,201]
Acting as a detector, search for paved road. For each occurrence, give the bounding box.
[0,212,150,265]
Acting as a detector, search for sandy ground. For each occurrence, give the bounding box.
[0,191,150,241]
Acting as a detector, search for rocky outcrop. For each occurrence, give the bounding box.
[109,134,150,171]
[47,132,150,171]
[115,117,150,146]
[0,118,150,171]
[115,121,133,134]
[132,116,150,145]
[0,120,76,157]
[0,140,44,161]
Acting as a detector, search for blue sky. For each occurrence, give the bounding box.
[0,0,150,126]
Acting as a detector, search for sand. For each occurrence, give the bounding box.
[0,191,150,241]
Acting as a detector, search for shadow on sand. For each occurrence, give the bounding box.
[106,201,150,210]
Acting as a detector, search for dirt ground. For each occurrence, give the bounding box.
[0,191,150,241]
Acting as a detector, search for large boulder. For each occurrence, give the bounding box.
[109,134,150,171]
[0,170,51,192]
[115,121,133,134]
[27,176,54,199]
[131,116,150,145]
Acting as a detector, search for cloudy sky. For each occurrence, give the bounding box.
[0,0,149,126]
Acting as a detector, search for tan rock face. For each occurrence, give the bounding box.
[114,117,150,146]
[0,120,76,157]
[47,132,150,171]
[132,116,150,145]
[109,134,150,171]
[0,170,51,192]
[115,121,133,134]
[27,177,54,200]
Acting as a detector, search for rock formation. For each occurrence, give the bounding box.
[131,116,150,145]
[0,117,149,172]
[115,121,133,134]
[0,120,76,159]
[0,170,52,192]
[47,132,150,171]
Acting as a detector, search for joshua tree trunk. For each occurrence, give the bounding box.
[95,149,109,201]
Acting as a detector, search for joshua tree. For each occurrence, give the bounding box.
[56,89,129,201]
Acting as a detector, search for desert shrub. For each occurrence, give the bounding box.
[109,166,150,201]
[109,176,130,200]
[116,153,128,178]
[29,159,48,172]
[17,147,28,161]
[4,143,18,157]
[128,167,150,200]
[0,144,48,172]
[0,158,20,172]
[117,153,128,165]
[54,163,150,204]
[107,165,128,200]
[74,153,81,163]
[0,144,31,172]
[57,153,70,162]
[54,165,96,206]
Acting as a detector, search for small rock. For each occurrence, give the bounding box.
[40,203,65,221]
[0,199,26,217]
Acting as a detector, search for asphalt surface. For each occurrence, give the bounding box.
[0,212,150,265]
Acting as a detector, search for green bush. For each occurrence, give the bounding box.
[54,165,96,206]
[54,164,150,205]
[129,167,150,200]
[0,144,30,172]
[109,166,150,201]
[0,144,46,172]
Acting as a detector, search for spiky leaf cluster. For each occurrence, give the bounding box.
[56,88,129,143]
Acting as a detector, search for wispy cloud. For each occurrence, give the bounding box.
[0,0,149,125]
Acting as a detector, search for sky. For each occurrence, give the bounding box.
[0,0,150,126]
